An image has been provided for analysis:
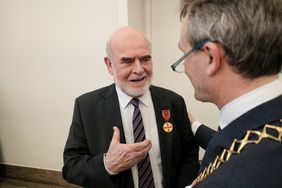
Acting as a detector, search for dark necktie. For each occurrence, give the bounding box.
[131,98,155,188]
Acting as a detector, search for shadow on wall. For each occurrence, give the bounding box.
[0,141,6,177]
[0,140,3,161]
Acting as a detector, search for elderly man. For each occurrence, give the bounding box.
[63,26,199,188]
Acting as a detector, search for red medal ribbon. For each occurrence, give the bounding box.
[162,109,170,122]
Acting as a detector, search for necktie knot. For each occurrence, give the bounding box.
[131,98,139,107]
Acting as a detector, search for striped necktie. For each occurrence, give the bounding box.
[131,98,155,188]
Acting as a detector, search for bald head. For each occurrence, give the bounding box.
[106,27,151,60]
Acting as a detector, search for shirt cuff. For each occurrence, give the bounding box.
[191,121,202,135]
[103,153,118,175]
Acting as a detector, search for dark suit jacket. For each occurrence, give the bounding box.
[62,84,199,188]
[195,124,216,150]
[194,94,282,188]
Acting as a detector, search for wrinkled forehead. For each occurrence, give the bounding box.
[111,32,151,58]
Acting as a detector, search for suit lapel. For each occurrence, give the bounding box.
[101,84,126,143]
[150,86,174,186]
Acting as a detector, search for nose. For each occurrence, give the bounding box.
[132,58,144,74]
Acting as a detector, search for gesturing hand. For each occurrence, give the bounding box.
[104,126,152,174]
[188,112,196,125]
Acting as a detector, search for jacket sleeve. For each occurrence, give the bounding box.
[195,124,216,150]
[62,99,116,188]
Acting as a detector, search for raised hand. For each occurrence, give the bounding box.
[104,126,152,174]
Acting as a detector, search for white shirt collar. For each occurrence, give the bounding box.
[219,75,282,129]
[115,85,150,109]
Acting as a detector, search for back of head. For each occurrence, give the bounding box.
[180,0,282,78]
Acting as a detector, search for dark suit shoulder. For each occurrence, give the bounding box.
[150,85,184,100]
[77,84,114,101]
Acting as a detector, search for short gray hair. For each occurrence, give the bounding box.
[180,0,282,78]
[105,37,113,60]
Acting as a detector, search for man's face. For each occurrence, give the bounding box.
[105,33,153,97]
[179,17,209,101]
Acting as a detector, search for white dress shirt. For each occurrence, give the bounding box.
[116,85,163,188]
[192,75,282,133]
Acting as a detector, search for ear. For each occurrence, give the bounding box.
[104,57,113,75]
[203,42,223,76]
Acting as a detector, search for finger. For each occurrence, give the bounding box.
[131,140,152,150]
[188,112,196,124]
[141,139,152,147]
[129,139,151,151]
[110,126,120,144]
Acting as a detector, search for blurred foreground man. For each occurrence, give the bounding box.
[171,0,282,187]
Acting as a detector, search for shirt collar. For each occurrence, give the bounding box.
[115,85,150,109]
[219,75,282,129]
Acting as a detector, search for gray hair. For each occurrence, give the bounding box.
[180,0,282,78]
[105,37,113,60]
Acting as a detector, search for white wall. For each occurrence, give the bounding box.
[0,0,218,170]
[0,0,121,170]
[128,0,144,33]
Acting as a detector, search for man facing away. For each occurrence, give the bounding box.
[171,0,282,187]
[63,26,199,188]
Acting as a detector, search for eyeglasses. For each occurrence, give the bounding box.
[171,39,211,73]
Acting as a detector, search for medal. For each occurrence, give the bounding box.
[163,122,173,133]
[162,109,173,133]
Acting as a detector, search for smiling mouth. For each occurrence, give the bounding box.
[130,77,146,82]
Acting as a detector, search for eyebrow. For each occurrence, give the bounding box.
[121,57,134,60]
[121,55,151,60]
[140,55,152,59]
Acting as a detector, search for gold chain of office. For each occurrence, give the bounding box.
[194,119,282,184]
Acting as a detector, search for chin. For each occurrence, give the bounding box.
[126,88,146,97]
[119,81,151,97]
[195,93,211,103]
[194,92,204,102]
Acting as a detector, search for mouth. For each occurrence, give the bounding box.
[130,77,146,82]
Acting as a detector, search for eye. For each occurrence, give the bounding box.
[121,57,135,64]
[139,55,152,63]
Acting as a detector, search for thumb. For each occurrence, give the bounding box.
[188,112,196,124]
[111,126,120,144]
